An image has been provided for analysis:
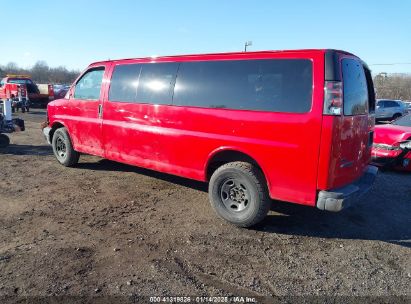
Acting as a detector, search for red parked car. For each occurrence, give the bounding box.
[0,75,30,112]
[372,114,411,171]
[0,75,53,108]
[42,49,377,227]
[53,86,70,100]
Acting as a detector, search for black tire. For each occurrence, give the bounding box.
[0,134,10,148]
[52,127,79,167]
[209,161,271,227]
[392,113,401,120]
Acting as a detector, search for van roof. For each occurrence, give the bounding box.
[89,49,356,66]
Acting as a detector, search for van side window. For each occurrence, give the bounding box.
[135,63,179,105]
[342,59,369,115]
[74,68,105,100]
[173,59,312,113]
[109,64,142,102]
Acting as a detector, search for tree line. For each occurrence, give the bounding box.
[374,73,411,101]
[0,61,80,85]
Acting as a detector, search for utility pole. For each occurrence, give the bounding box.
[244,41,252,52]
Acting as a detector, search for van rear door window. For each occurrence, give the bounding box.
[342,59,369,115]
[173,59,312,113]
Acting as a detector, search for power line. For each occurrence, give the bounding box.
[369,62,411,66]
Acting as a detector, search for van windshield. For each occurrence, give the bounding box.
[342,59,369,115]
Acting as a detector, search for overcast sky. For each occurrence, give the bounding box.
[1,0,410,74]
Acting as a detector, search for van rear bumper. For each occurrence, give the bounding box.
[316,165,378,212]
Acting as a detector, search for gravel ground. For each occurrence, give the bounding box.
[0,109,409,302]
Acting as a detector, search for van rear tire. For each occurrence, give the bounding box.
[52,127,79,167]
[209,161,271,227]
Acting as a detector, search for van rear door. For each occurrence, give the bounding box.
[318,51,375,190]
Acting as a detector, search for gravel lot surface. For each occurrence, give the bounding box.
[0,109,409,302]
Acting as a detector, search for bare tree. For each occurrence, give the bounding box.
[4,62,20,74]
[374,73,411,101]
[0,61,80,84]
[31,61,50,83]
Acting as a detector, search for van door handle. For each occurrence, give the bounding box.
[98,104,103,118]
[340,159,354,168]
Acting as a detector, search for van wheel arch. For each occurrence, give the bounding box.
[206,149,268,184]
[50,122,65,142]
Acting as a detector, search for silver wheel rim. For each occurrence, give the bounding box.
[56,136,67,159]
[219,178,251,212]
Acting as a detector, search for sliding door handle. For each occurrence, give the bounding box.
[98,104,103,118]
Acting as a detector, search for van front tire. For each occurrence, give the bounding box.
[52,127,79,167]
[209,161,271,228]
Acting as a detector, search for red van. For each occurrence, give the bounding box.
[42,49,377,227]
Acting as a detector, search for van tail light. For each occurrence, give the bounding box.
[324,81,343,115]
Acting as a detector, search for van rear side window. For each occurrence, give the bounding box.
[342,59,369,115]
[136,63,179,105]
[173,59,312,113]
